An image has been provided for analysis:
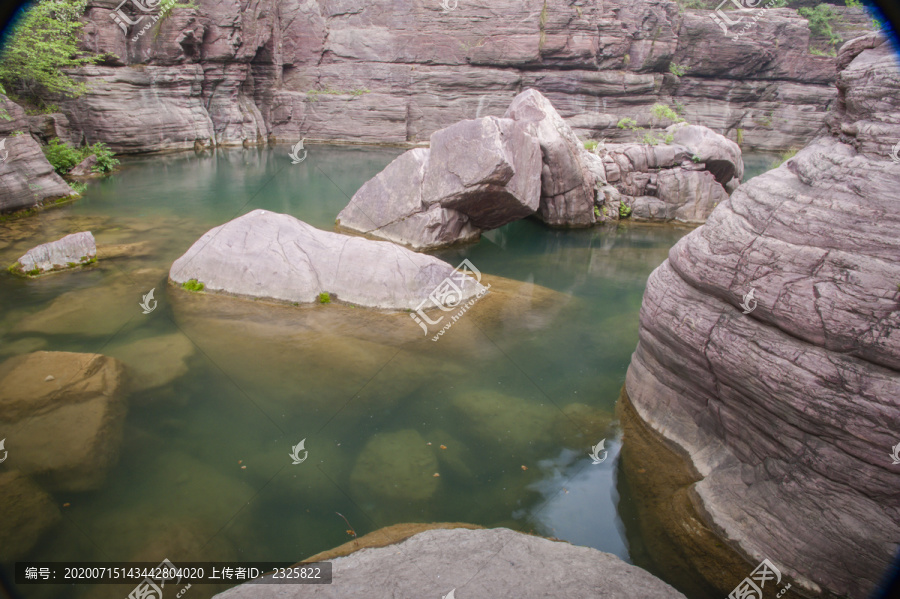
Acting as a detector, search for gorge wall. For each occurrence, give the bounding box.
[52,0,875,154]
[623,32,900,599]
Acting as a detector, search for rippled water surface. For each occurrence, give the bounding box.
[0,145,712,598]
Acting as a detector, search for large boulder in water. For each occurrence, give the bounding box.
[11,231,97,276]
[504,89,598,227]
[170,209,486,309]
[337,115,541,250]
[623,34,900,599]
[212,527,686,599]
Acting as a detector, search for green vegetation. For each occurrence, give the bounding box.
[617,104,683,146]
[306,87,371,102]
[182,279,205,292]
[809,47,837,57]
[10,130,25,136]
[25,268,41,276]
[691,154,702,163]
[69,181,87,195]
[0,0,99,98]
[771,147,799,168]
[539,0,549,51]
[593,205,601,219]
[668,62,687,77]
[318,292,331,304]
[651,103,684,124]
[798,4,842,52]
[736,128,744,146]
[619,200,632,219]
[617,117,638,130]
[583,140,599,152]
[42,138,119,175]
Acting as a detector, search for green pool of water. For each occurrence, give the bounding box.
[1,144,701,598]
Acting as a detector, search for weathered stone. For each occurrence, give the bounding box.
[212,527,686,598]
[67,154,99,178]
[0,470,61,562]
[0,351,127,492]
[170,209,485,309]
[505,89,597,227]
[422,116,541,228]
[349,429,439,501]
[13,231,96,275]
[451,390,558,450]
[624,35,900,599]
[667,123,744,185]
[0,96,75,214]
[107,332,196,393]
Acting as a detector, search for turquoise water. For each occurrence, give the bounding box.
[0,145,694,598]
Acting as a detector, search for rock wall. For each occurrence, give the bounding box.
[49,0,875,154]
[623,33,900,599]
[0,95,75,214]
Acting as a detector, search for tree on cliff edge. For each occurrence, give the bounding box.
[0,0,98,100]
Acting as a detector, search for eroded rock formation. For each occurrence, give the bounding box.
[11,231,97,275]
[169,209,486,309]
[624,33,900,599]
[41,0,874,154]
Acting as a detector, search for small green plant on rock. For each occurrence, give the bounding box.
[182,279,204,292]
[583,140,599,152]
[318,292,331,304]
[691,154,702,163]
[668,62,687,77]
[771,147,798,168]
[593,206,601,219]
[619,200,632,219]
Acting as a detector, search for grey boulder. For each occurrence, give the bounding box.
[170,209,485,310]
[13,232,96,275]
[337,114,541,251]
[212,527,686,599]
[504,88,597,227]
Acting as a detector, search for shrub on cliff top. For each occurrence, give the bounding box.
[0,0,99,98]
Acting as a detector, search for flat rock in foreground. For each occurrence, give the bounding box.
[213,527,686,599]
[170,209,485,309]
[12,231,96,275]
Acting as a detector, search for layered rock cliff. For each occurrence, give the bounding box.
[50,0,874,154]
[623,32,900,599]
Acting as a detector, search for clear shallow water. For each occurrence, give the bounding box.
[0,145,697,598]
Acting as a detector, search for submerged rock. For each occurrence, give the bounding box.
[0,351,127,492]
[11,231,96,276]
[451,390,559,451]
[0,470,61,562]
[349,429,439,501]
[623,34,900,599]
[170,209,485,309]
[212,527,686,598]
[107,332,196,394]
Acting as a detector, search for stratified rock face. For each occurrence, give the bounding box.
[505,88,596,227]
[624,35,900,599]
[59,0,873,153]
[337,113,542,250]
[0,351,128,492]
[212,527,687,599]
[170,209,486,309]
[0,95,75,214]
[14,231,97,275]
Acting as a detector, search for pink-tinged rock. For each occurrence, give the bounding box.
[504,89,596,227]
[625,35,900,599]
[0,96,75,214]
[336,148,480,251]
[67,154,99,178]
[422,116,541,229]
[667,123,744,185]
